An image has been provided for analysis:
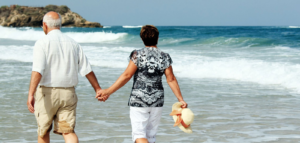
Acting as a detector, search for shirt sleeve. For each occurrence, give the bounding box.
[129,50,138,66]
[78,45,92,76]
[163,53,173,69]
[32,40,46,76]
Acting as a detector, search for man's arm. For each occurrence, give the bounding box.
[77,45,102,94]
[164,66,188,108]
[28,41,46,113]
[27,71,42,113]
[85,71,102,92]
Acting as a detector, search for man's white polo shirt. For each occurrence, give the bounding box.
[32,29,92,87]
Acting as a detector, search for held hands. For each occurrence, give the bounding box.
[95,89,111,102]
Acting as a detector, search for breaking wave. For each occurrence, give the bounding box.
[0,26,127,43]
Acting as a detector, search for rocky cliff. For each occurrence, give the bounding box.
[0,5,103,28]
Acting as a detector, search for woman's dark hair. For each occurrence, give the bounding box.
[140,25,159,46]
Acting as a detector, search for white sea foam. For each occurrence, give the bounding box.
[0,26,127,43]
[103,26,111,28]
[174,55,300,93]
[84,46,136,68]
[288,26,300,28]
[0,45,33,62]
[64,31,127,43]
[1,44,300,94]
[159,38,194,45]
[272,46,292,50]
[122,25,142,28]
[0,45,136,68]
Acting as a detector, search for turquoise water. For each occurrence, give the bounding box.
[0,26,300,142]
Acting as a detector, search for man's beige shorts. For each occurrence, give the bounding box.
[34,86,78,137]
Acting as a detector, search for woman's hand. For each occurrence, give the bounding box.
[179,100,188,108]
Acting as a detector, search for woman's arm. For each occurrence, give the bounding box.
[96,60,137,101]
[165,66,188,108]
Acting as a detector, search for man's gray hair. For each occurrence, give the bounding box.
[43,12,62,28]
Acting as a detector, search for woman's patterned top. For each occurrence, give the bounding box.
[128,47,173,107]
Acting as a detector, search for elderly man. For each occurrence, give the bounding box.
[26,11,101,143]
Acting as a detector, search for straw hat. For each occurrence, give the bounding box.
[170,102,194,133]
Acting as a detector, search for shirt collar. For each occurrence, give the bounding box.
[47,29,61,35]
[145,46,157,49]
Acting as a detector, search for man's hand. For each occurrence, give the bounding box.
[95,89,104,102]
[27,71,42,113]
[27,95,35,113]
[179,100,188,108]
[95,89,111,102]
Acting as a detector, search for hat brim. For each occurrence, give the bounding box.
[171,102,193,133]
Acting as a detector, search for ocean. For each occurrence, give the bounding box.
[0,26,300,142]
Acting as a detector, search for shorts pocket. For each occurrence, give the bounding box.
[65,93,77,105]
[35,91,44,102]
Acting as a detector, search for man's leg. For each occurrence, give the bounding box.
[38,132,50,143]
[62,133,79,143]
[35,87,57,143]
[136,138,149,143]
[54,88,78,143]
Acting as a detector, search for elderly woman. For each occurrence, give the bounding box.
[96,25,188,143]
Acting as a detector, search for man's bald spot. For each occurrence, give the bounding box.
[45,11,60,19]
[43,11,61,30]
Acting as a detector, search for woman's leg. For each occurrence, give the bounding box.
[136,138,149,143]
[130,107,151,143]
[146,107,163,143]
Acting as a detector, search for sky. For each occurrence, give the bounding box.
[1,0,300,26]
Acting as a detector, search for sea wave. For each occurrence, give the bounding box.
[288,26,300,28]
[64,31,127,43]
[174,56,300,93]
[82,49,300,94]
[1,44,300,93]
[0,26,127,43]
[156,37,281,48]
[159,38,195,45]
[154,37,270,47]
[0,45,33,62]
[195,37,275,47]
[122,25,142,28]
[0,45,136,67]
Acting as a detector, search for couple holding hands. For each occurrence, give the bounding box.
[27,11,190,143]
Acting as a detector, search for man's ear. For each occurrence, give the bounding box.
[43,22,48,34]
[44,22,47,29]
